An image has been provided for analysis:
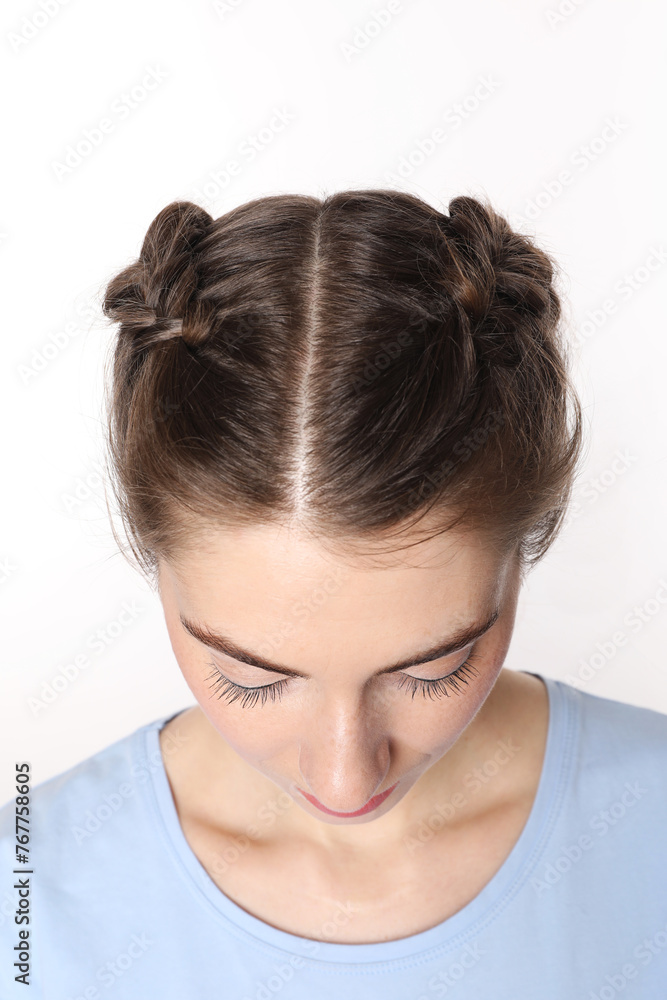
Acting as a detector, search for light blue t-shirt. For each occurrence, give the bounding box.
[2,672,667,999]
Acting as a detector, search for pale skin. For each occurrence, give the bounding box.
[157,520,549,944]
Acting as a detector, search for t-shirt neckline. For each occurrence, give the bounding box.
[139,671,576,967]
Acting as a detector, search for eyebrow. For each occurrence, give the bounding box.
[179,606,500,678]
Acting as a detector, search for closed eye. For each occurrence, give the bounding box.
[203,652,481,709]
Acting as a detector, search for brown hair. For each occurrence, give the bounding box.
[101,189,584,584]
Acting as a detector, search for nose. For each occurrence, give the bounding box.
[297,695,391,813]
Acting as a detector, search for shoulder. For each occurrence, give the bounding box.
[0,713,173,852]
[550,677,667,809]
[556,676,667,749]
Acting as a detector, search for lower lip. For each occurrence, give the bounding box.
[297,782,398,818]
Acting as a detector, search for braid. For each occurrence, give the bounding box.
[103,201,213,350]
[440,195,561,370]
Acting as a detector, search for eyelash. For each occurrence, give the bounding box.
[203,653,481,710]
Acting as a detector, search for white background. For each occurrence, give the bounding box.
[1,0,666,805]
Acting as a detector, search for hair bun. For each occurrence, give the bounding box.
[103,201,213,348]
[441,195,560,367]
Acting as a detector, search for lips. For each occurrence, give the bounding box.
[297,782,398,818]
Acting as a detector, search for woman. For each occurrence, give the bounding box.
[2,190,667,998]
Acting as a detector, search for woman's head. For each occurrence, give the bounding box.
[101,188,582,583]
[101,188,582,824]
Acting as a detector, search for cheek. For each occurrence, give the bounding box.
[440,648,506,749]
[194,676,300,763]
[395,653,505,758]
[164,638,263,754]
[168,623,302,760]
[394,696,481,760]
[206,712,300,771]
[170,642,215,708]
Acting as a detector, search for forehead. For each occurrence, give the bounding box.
[161,520,511,627]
